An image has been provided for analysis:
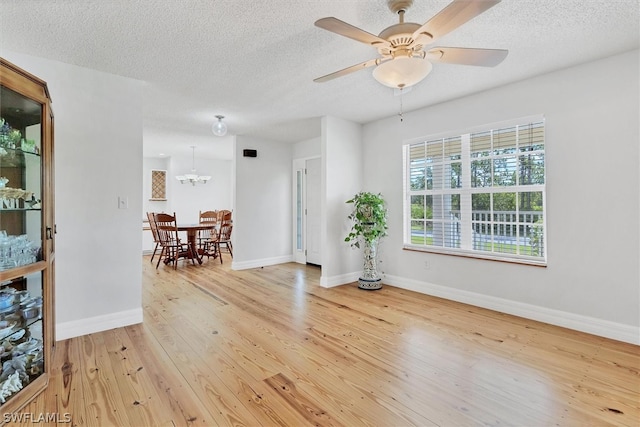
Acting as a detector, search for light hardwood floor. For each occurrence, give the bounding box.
[12,257,640,426]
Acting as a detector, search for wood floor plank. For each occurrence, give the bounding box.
[100,327,176,426]
[179,268,438,426]
[147,280,416,426]
[75,333,132,426]
[124,323,222,427]
[8,258,639,426]
[142,298,264,426]
[53,339,87,426]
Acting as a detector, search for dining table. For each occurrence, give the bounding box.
[177,223,216,264]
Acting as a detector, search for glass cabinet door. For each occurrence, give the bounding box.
[0,85,43,270]
[0,84,45,405]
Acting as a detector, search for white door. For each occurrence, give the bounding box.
[305,158,321,265]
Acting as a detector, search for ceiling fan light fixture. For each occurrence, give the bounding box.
[212,115,227,136]
[314,0,506,86]
[372,56,432,88]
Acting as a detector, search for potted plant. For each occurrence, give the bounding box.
[345,192,388,290]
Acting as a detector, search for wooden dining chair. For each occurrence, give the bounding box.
[153,212,195,269]
[146,212,162,264]
[215,210,233,263]
[217,209,232,223]
[198,210,218,259]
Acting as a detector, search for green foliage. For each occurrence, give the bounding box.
[493,192,516,211]
[411,204,433,220]
[471,192,543,212]
[345,192,388,248]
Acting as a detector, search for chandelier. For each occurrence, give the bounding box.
[176,146,211,185]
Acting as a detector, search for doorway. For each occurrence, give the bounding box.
[293,157,321,266]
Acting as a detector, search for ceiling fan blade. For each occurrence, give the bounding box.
[411,0,501,46]
[315,17,390,48]
[314,58,382,83]
[426,47,508,66]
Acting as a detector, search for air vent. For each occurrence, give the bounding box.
[389,36,414,47]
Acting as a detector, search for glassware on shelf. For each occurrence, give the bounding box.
[0,239,13,271]
[0,235,39,270]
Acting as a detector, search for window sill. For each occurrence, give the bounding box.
[402,245,547,267]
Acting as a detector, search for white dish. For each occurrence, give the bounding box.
[0,322,16,339]
[16,291,30,303]
[8,329,24,342]
[13,338,40,354]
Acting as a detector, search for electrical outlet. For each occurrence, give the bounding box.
[118,196,128,209]
[424,260,430,269]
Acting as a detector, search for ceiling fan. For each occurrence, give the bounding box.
[314,0,508,89]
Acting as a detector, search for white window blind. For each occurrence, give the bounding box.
[403,116,546,265]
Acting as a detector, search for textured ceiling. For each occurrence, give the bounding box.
[1,0,638,160]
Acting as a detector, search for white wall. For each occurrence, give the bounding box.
[1,50,145,340]
[293,136,321,159]
[321,116,363,286]
[233,136,293,269]
[362,50,640,344]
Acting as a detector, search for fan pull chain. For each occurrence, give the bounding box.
[398,87,404,122]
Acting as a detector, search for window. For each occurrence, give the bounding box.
[403,116,546,265]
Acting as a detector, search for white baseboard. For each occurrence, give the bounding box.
[56,308,143,341]
[232,255,294,271]
[320,272,360,288]
[384,274,639,345]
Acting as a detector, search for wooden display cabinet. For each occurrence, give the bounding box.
[0,58,55,418]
